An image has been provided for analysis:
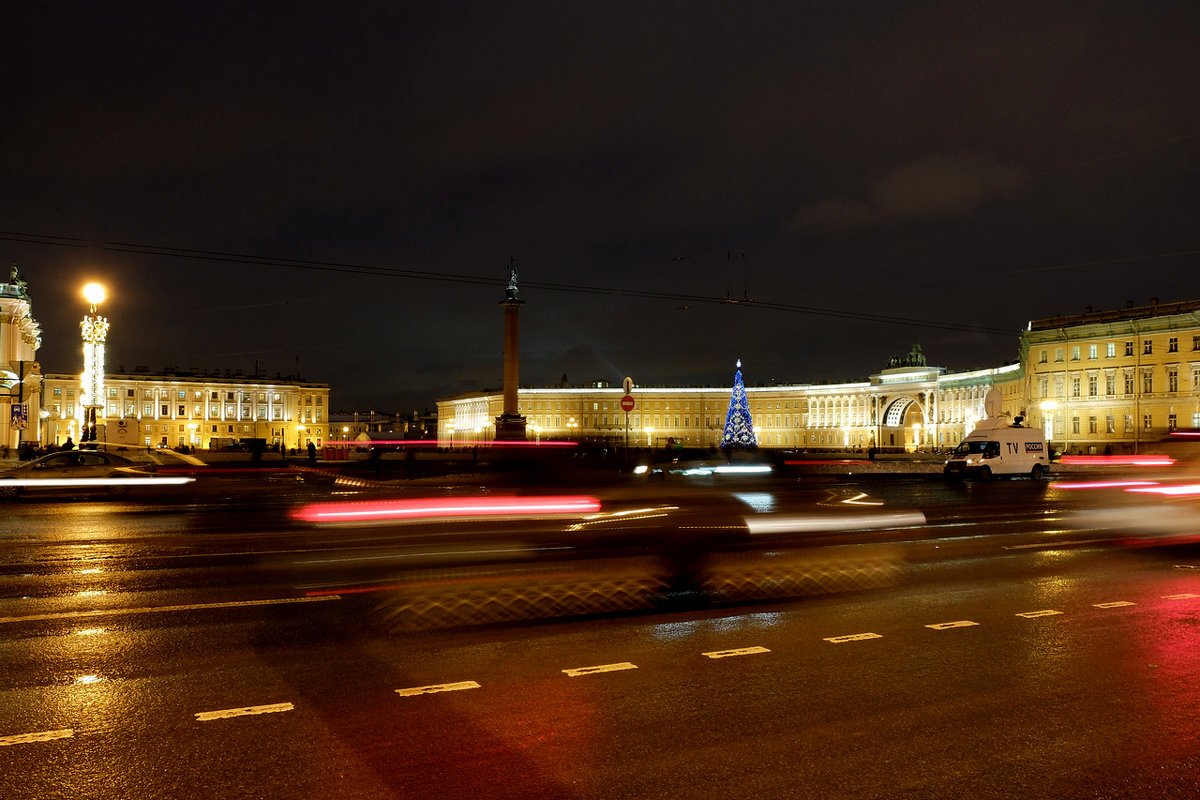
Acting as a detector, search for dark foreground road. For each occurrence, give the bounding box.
[1,477,1198,799]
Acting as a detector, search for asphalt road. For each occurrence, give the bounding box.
[1,475,1198,799]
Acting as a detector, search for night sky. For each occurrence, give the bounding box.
[5,1,1198,413]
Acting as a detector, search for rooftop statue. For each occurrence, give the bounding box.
[5,264,29,298]
[505,257,520,301]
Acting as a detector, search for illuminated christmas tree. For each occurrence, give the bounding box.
[720,359,757,448]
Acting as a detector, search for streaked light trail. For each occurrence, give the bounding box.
[292,495,602,524]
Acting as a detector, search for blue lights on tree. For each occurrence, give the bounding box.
[720,359,757,448]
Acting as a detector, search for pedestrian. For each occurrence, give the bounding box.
[62,436,75,450]
[306,440,316,462]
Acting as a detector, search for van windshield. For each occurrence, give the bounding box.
[952,440,997,456]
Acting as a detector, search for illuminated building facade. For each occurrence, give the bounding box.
[42,369,329,450]
[441,298,1200,455]
[1,266,42,450]
[1021,298,1200,454]
[438,361,1023,453]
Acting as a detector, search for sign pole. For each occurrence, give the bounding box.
[621,376,634,460]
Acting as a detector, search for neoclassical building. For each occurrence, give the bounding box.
[1021,298,1200,453]
[1,267,43,450]
[4,269,335,453]
[439,299,1200,455]
[439,352,1024,453]
[42,369,330,451]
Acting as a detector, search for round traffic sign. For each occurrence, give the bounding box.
[620,394,635,412]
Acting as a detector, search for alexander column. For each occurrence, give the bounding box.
[494,258,528,441]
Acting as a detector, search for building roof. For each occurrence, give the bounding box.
[1028,298,1200,331]
[43,370,329,388]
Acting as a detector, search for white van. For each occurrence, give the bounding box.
[944,417,1049,480]
[943,389,1049,480]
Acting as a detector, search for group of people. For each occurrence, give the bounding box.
[7,436,75,461]
[3,438,319,462]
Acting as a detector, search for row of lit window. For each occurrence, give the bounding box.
[1057,413,1196,436]
[528,415,721,429]
[1040,367,1200,398]
[109,388,290,403]
[525,392,998,418]
[1039,335,1199,364]
[111,405,296,420]
[521,399,806,413]
[46,404,324,423]
[50,386,325,406]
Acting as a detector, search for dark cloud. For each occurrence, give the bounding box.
[793,152,1029,231]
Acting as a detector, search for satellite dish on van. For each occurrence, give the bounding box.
[983,389,1002,418]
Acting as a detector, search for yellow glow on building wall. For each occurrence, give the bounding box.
[42,371,330,450]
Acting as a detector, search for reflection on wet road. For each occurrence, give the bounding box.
[1,475,1198,798]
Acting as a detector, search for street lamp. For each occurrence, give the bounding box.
[80,283,109,444]
[1039,400,1057,445]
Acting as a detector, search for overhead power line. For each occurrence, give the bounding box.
[4,228,1018,336]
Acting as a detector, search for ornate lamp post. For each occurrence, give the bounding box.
[80,283,108,444]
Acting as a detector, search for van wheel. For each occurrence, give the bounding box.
[978,466,992,481]
[1030,464,1044,481]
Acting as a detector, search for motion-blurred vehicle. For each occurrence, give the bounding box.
[87,442,208,469]
[1068,431,1200,543]
[633,448,774,482]
[0,449,164,499]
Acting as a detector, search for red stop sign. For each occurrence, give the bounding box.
[620,395,635,412]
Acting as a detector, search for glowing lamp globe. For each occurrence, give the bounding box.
[83,283,106,307]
